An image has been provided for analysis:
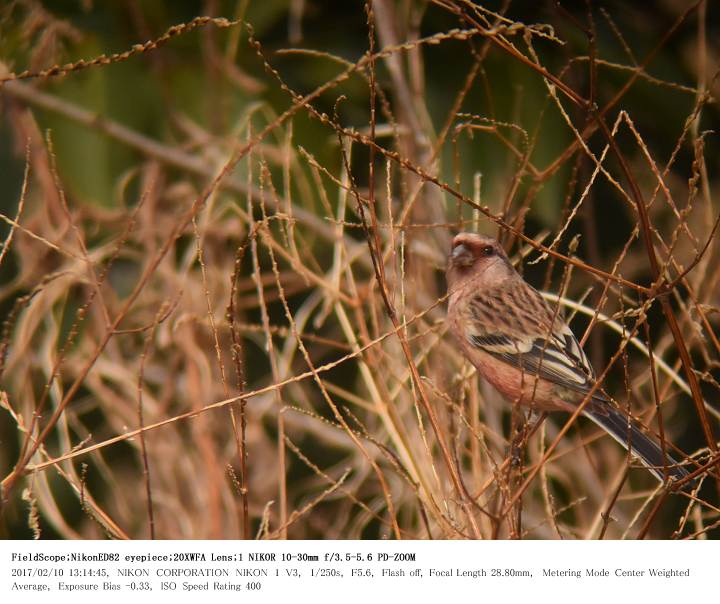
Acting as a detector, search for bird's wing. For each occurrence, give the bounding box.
[465,279,600,397]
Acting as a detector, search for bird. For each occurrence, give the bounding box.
[446,232,690,485]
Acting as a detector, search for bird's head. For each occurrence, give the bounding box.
[446,233,515,288]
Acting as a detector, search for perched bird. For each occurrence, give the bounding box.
[446,232,689,484]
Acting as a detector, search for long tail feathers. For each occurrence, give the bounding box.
[583,405,690,485]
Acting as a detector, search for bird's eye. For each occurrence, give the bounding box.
[481,245,494,256]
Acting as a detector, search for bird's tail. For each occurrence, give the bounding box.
[583,405,690,485]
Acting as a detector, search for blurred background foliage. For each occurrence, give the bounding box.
[0,0,719,539]
[1,1,709,222]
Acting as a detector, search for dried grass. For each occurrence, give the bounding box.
[0,0,718,539]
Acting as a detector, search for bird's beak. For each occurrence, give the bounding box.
[451,243,474,267]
